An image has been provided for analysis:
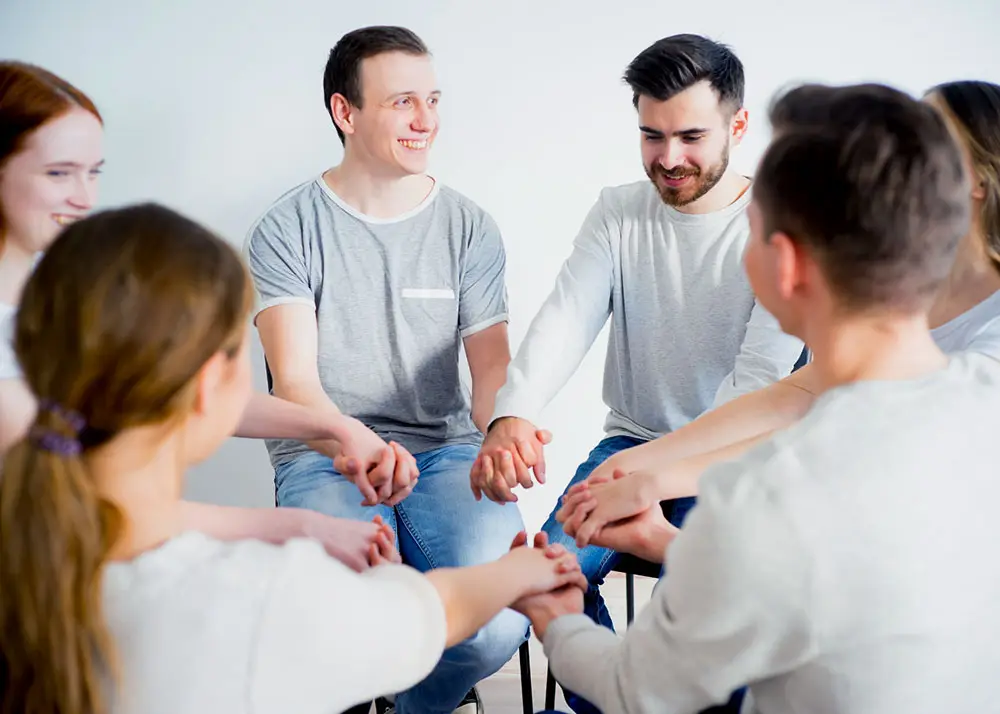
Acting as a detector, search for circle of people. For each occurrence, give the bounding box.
[1,25,999,714]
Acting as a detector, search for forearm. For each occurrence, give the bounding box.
[625,377,817,474]
[0,379,36,454]
[647,430,777,500]
[425,557,525,646]
[234,392,347,441]
[269,379,348,456]
[179,500,307,543]
[471,363,508,433]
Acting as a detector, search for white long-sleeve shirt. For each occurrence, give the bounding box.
[492,180,803,440]
[544,351,1000,714]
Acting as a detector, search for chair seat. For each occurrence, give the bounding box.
[612,552,662,579]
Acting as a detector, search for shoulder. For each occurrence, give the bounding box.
[246,178,326,241]
[435,184,498,226]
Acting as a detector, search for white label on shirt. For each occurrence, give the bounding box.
[401,288,456,299]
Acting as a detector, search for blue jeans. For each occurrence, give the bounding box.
[542,435,743,714]
[275,444,528,714]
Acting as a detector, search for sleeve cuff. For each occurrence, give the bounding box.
[460,313,508,338]
[252,295,316,323]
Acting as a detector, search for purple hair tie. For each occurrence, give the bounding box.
[30,399,87,457]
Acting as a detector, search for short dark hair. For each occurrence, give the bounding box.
[623,34,744,112]
[755,83,970,313]
[322,25,429,144]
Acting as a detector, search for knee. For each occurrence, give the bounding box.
[452,609,527,674]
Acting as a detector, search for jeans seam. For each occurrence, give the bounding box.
[394,503,439,570]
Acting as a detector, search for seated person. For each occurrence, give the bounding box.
[0,203,585,714]
[518,82,1000,713]
[559,79,1000,560]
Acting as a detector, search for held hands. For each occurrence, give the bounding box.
[367,514,403,567]
[508,531,585,641]
[556,468,678,563]
[471,417,553,503]
[299,511,401,572]
[556,466,658,548]
[331,416,419,507]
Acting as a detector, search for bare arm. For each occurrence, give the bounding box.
[255,304,416,505]
[0,378,36,453]
[255,304,346,453]
[425,542,584,647]
[615,364,821,475]
[558,365,823,538]
[233,391,345,441]
[464,322,511,434]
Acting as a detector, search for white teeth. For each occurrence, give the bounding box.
[399,139,428,150]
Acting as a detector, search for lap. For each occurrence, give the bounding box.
[398,443,525,570]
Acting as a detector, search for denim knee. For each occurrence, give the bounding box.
[451,608,527,675]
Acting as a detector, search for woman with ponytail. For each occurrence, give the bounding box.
[0,61,414,569]
[0,203,585,714]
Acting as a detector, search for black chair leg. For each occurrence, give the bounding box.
[545,665,557,709]
[518,641,533,714]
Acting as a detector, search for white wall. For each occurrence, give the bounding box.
[3,0,998,532]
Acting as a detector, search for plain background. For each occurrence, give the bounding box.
[3,0,998,532]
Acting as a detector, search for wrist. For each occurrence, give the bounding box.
[487,415,518,434]
[529,600,570,641]
[636,520,676,563]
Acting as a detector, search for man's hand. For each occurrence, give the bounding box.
[471,417,552,503]
[508,531,585,641]
[327,417,419,507]
[557,467,659,546]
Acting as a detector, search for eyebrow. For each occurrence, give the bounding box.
[44,159,105,169]
[639,126,710,138]
[387,89,442,100]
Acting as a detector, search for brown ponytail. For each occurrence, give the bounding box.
[0,202,253,714]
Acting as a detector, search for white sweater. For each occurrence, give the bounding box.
[545,351,1000,714]
[492,180,804,440]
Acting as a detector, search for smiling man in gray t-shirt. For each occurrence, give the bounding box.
[245,26,523,714]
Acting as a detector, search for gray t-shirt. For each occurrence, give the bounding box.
[245,177,508,466]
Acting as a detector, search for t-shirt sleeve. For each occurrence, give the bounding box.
[243,209,316,320]
[0,308,21,380]
[250,539,447,713]
[458,211,508,337]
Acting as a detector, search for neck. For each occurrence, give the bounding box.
[805,308,948,392]
[676,169,751,215]
[324,150,434,219]
[87,425,186,561]
[928,225,1000,327]
[0,237,38,306]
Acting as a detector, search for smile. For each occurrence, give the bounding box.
[398,139,429,150]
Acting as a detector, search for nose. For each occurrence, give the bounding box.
[411,100,436,134]
[69,173,96,211]
[659,141,686,171]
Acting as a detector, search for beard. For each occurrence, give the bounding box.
[646,145,730,207]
